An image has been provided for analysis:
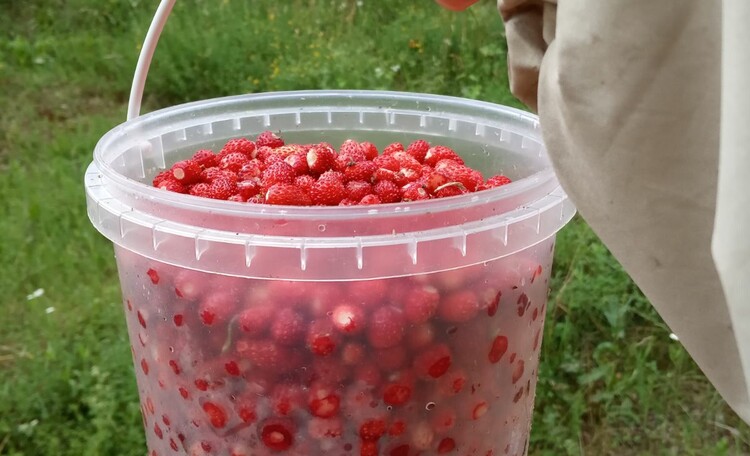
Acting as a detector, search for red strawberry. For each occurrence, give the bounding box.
[339,198,357,206]
[284,152,310,176]
[274,144,304,158]
[228,194,247,202]
[382,142,405,155]
[259,418,295,451]
[389,444,411,456]
[171,160,202,184]
[310,177,346,206]
[437,437,456,453]
[367,306,405,349]
[373,155,400,171]
[271,383,306,416]
[173,269,205,301]
[271,308,306,346]
[331,304,366,335]
[218,152,249,173]
[306,144,337,175]
[188,182,211,198]
[382,372,414,406]
[238,303,275,338]
[256,131,285,149]
[488,335,508,364]
[265,183,312,206]
[359,194,382,205]
[361,441,379,456]
[406,139,430,163]
[360,141,379,160]
[236,339,294,372]
[152,169,172,187]
[373,180,401,204]
[199,291,235,326]
[406,322,435,350]
[439,290,480,323]
[156,177,187,193]
[413,343,452,379]
[261,161,296,189]
[344,161,378,182]
[434,182,467,198]
[421,171,450,194]
[359,419,387,441]
[202,401,228,428]
[254,145,274,162]
[294,174,316,194]
[236,179,261,199]
[209,176,237,200]
[307,318,340,356]
[373,168,408,187]
[479,174,513,190]
[237,159,263,179]
[221,137,256,158]
[312,356,350,384]
[424,146,465,167]
[341,342,366,365]
[435,161,483,192]
[403,285,440,323]
[401,182,430,201]
[346,180,374,201]
[192,149,219,168]
[348,279,389,309]
[308,383,341,418]
[354,363,382,387]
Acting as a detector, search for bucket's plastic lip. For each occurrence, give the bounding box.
[93,90,556,220]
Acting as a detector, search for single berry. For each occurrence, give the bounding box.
[307,319,340,356]
[359,419,387,441]
[359,194,381,205]
[424,146,464,167]
[221,137,257,157]
[271,383,306,416]
[261,161,296,189]
[238,304,275,338]
[192,149,219,168]
[199,291,235,326]
[438,290,480,323]
[171,160,203,184]
[308,384,341,418]
[414,343,452,379]
[310,177,346,206]
[308,417,344,439]
[403,285,440,324]
[219,152,249,173]
[401,182,430,201]
[284,152,310,176]
[307,145,337,175]
[259,418,295,451]
[343,161,378,182]
[346,180,373,201]
[382,142,405,155]
[367,306,406,349]
[270,308,306,346]
[406,139,430,163]
[382,378,413,406]
[265,183,312,206]
[373,180,401,204]
[256,131,285,149]
[373,155,400,171]
[237,160,263,180]
[360,141,379,160]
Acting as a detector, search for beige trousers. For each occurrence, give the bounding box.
[499,0,750,422]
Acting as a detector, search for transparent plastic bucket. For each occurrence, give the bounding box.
[84,4,575,456]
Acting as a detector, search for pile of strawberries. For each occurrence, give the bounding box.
[151,131,512,206]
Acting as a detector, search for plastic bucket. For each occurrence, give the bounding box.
[84,4,575,456]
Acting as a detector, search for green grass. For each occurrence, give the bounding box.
[1,1,748,455]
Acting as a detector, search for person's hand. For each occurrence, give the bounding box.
[434,0,481,11]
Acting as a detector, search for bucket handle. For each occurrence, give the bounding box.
[127,0,176,121]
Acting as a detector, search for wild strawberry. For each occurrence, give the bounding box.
[382,372,413,406]
[307,144,337,175]
[271,308,306,346]
[236,339,290,372]
[294,174,316,194]
[308,383,341,418]
[209,176,237,200]
[284,152,310,176]
[199,291,235,326]
[354,364,382,387]
[173,269,205,301]
[360,141,379,160]
[238,304,275,338]
[171,160,203,184]
[373,168,408,187]
[318,169,345,183]
[256,131,285,149]
[259,418,295,451]
[338,139,367,163]
[361,441,379,456]
[348,279,389,309]
[373,155,400,171]
[414,343,452,379]
[403,285,440,323]
[359,194,381,205]
[434,182,467,198]
[271,383,305,416]
[262,161,296,189]
[488,335,508,364]
[192,149,219,168]
[343,161,378,182]
[401,182,430,202]
[424,146,464,167]
[221,137,257,158]
[152,169,172,187]
[202,401,228,428]
[219,152,249,173]
[310,177,346,206]
[265,183,312,206]
[236,179,261,199]
[437,437,456,453]
[237,159,263,179]
[407,322,435,350]
[478,174,513,190]
[254,145,274,162]
[156,177,187,193]
[331,304,366,335]
[200,166,236,184]
[346,180,374,201]
[383,142,405,155]
[435,161,484,191]
[308,417,344,439]
[439,290,480,323]
[339,198,357,206]
[421,171,450,194]
[359,419,387,441]
[367,306,405,349]
[373,180,401,203]
[307,319,340,356]
[228,194,246,202]
[275,144,303,158]
[406,139,430,163]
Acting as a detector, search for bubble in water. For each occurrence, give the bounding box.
[169,346,174,353]
[425,402,436,411]
[318,224,326,232]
